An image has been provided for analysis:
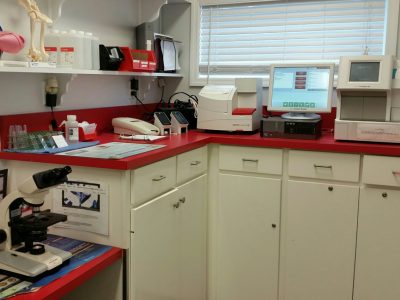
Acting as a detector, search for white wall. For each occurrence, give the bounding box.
[0,0,151,115]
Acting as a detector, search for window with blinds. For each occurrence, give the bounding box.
[199,0,387,76]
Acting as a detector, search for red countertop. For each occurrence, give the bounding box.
[8,247,122,300]
[0,131,399,170]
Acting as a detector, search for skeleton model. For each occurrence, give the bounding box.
[17,0,53,62]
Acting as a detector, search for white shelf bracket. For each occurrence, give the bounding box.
[58,73,77,105]
[139,0,167,23]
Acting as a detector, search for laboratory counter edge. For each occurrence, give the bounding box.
[0,131,399,170]
[7,247,122,300]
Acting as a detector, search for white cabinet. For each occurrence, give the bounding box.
[354,187,400,300]
[354,154,400,300]
[280,150,360,300]
[131,175,207,300]
[131,189,180,300]
[216,174,281,300]
[280,180,359,300]
[213,145,282,300]
[130,147,208,300]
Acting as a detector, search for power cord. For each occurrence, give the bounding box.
[132,94,154,121]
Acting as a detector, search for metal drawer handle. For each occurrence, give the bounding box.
[179,197,186,204]
[314,164,333,169]
[152,175,166,182]
[242,159,259,163]
[190,161,201,166]
[392,171,400,176]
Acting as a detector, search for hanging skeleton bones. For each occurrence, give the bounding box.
[17,0,52,62]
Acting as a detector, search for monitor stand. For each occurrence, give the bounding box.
[281,112,321,120]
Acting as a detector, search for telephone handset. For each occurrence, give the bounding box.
[112,117,160,135]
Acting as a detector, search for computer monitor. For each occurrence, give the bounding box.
[268,63,334,120]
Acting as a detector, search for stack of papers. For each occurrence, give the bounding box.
[56,142,165,159]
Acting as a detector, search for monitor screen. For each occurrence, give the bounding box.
[349,62,380,82]
[269,64,334,114]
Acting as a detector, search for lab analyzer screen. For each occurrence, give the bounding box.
[349,62,380,82]
[270,66,332,111]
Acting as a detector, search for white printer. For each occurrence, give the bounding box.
[197,78,262,131]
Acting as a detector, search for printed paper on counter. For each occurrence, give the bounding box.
[52,180,109,236]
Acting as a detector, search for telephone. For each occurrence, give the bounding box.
[112,117,160,135]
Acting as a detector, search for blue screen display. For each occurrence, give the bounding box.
[270,66,331,111]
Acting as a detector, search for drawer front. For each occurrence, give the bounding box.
[219,146,283,175]
[363,155,400,187]
[177,146,208,184]
[131,157,176,207]
[288,150,360,182]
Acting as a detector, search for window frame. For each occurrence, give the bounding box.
[189,0,400,87]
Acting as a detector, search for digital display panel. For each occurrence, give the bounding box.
[349,62,380,82]
[270,66,332,112]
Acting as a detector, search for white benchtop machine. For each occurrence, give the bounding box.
[335,55,400,143]
[197,78,262,132]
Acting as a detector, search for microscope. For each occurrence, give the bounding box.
[0,166,72,277]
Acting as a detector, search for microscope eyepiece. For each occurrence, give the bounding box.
[33,166,72,189]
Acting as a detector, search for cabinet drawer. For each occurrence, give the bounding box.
[177,146,208,184]
[219,146,282,175]
[288,150,360,182]
[131,157,176,207]
[363,155,400,187]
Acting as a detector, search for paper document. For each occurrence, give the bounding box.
[56,142,165,159]
[53,180,109,235]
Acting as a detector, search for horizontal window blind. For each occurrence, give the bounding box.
[199,0,386,76]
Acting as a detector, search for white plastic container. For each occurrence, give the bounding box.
[91,34,100,70]
[59,30,84,68]
[83,32,93,70]
[44,29,60,65]
[65,115,79,144]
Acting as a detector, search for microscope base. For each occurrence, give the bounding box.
[0,244,72,277]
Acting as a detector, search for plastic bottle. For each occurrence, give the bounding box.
[65,115,79,144]
[59,30,84,68]
[83,32,93,70]
[44,29,60,65]
[91,34,100,70]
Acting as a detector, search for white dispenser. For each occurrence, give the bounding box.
[65,115,79,144]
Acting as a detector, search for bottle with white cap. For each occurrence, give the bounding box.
[65,115,79,144]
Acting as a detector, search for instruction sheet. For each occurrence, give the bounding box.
[52,180,109,235]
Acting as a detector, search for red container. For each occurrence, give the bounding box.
[79,127,97,141]
[119,47,157,72]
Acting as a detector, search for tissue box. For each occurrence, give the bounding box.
[79,123,97,141]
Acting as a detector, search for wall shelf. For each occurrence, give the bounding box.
[0,67,183,78]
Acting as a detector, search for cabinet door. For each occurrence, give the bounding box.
[178,175,207,300]
[131,189,180,300]
[354,188,400,300]
[280,180,358,300]
[216,174,281,300]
